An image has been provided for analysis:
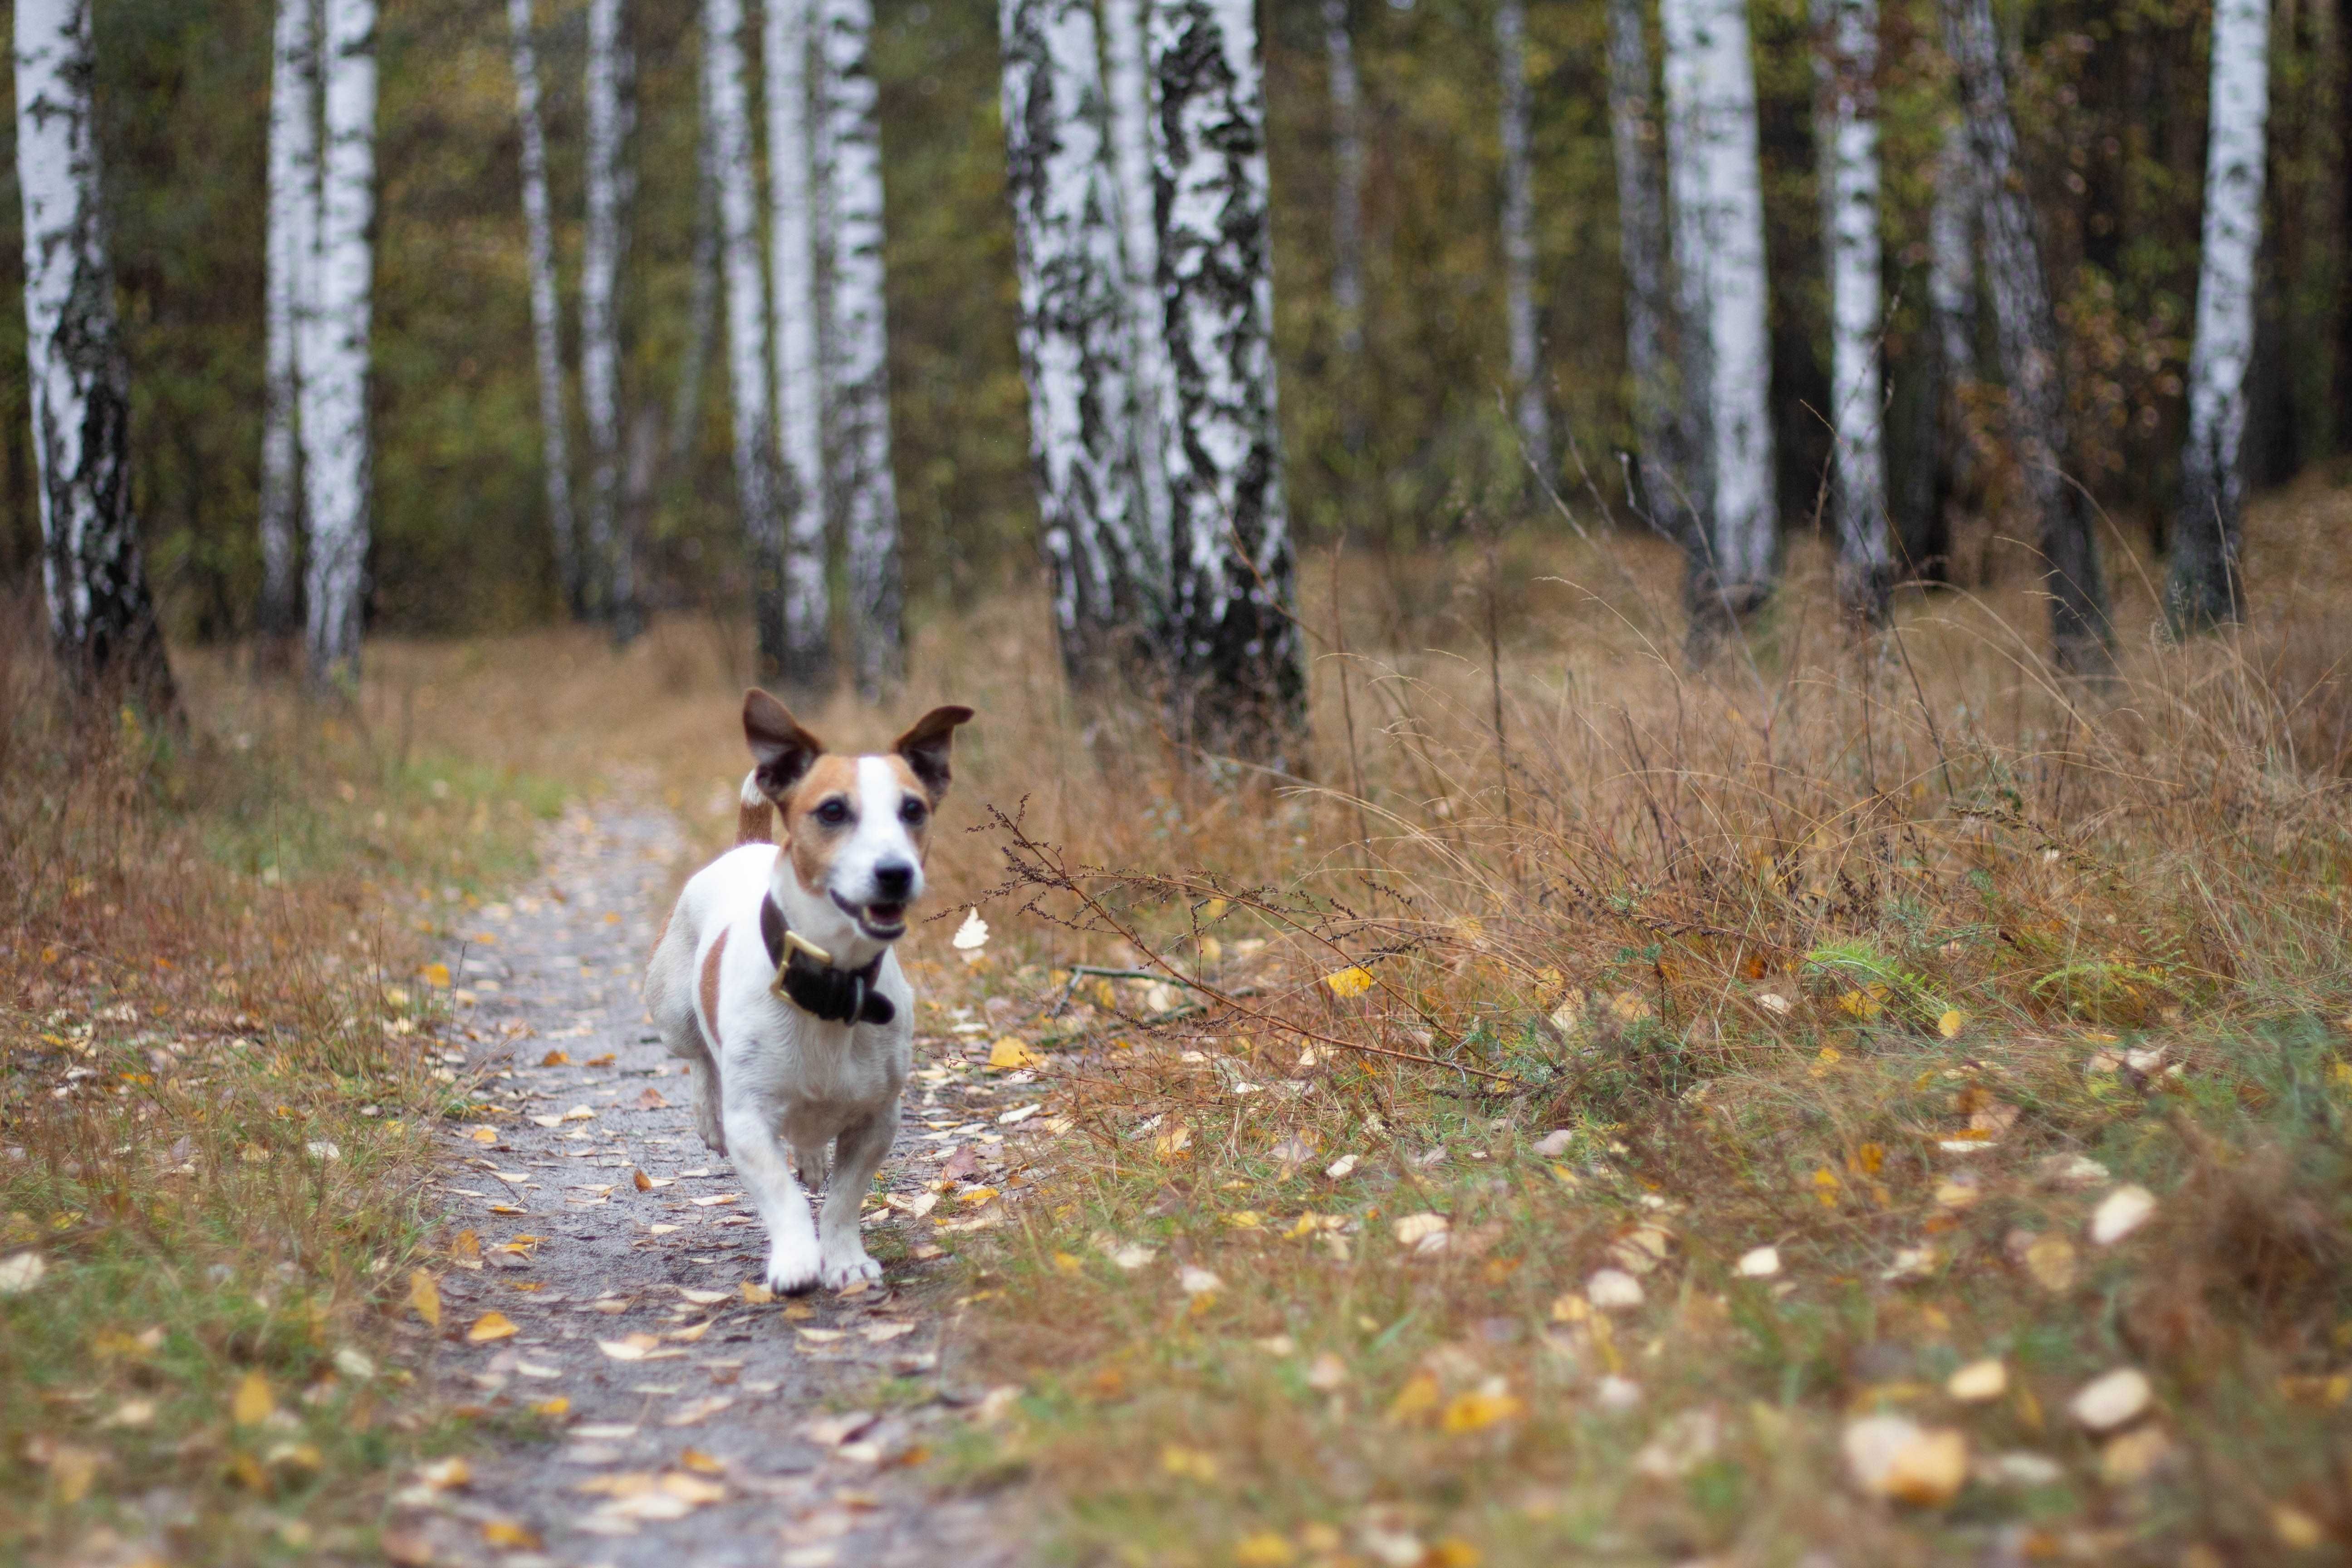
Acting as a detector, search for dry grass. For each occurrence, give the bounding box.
[0,603,560,1564]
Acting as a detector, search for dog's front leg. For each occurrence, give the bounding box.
[816,1102,897,1291]
[721,1089,822,1295]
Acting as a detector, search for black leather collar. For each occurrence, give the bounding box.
[760,893,895,1025]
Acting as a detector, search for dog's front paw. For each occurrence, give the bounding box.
[820,1251,884,1292]
[765,1239,822,1296]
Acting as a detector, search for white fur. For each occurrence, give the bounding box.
[645,764,929,1294]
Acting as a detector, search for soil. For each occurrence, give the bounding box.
[386,798,1024,1568]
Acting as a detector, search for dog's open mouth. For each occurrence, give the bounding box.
[833,891,907,940]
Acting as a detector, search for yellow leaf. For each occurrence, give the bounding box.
[1154,1125,1192,1160]
[480,1519,542,1550]
[467,1311,519,1343]
[1938,1009,1965,1039]
[740,1281,774,1305]
[531,1397,570,1418]
[452,1230,481,1260]
[1530,966,1568,1007]
[1232,1532,1298,1566]
[1323,966,1375,998]
[231,1369,275,1426]
[1052,1251,1082,1274]
[1386,1370,1441,1425]
[988,1037,1043,1070]
[468,1126,498,1145]
[410,1269,442,1328]
[417,1456,471,1490]
[1440,1390,1526,1433]
[678,1446,726,1475]
[421,963,452,988]
[1160,1445,1219,1481]
[1429,1543,1483,1568]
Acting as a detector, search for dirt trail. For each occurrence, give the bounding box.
[388,797,1018,1568]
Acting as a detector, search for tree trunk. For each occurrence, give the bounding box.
[13,0,175,708]
[817,0,904,696]
[1944,0,2112,674]
[2167,0,2270,632]
[1151,0,1303,764]
[765,0,830,681]
[1661,0,1776,649]
[1496,0,1549,485]
[1000,0,1154,682]
[259,0,318,649]
[702,0,786,681]
[1101,0,1173,569]
[1605,0,1703,571]
[506,0,580,618]
[1324,0,1365,455]
[301,0,378,689]
[1816,0,1890,624]
[583,0,637,638]
[669,110,721,483]
[1916,115,1976,582]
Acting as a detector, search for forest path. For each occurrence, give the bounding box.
[391,791,1017,1568]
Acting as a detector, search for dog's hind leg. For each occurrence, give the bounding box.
[644,904,725,1155]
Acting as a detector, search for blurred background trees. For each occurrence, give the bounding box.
[1,0,2347,693]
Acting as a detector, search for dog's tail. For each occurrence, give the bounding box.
[735,770,773,845]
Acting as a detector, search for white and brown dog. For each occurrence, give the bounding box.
[646,690,972,1294]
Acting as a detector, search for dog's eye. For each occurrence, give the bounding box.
[813,799,851,826]
[899,798,927,826]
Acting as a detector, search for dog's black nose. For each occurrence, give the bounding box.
[872,861,915,899]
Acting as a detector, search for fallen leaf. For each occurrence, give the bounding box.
[1736,1246,1780,1279]
[560,1104,597,1122]
[637,1088,669,1109]
[1324,1153,1360,1180]
[690,1193,739,1207]
[412,1270,444,1329]
[1177,1266,1223,1297]
[2069,1367,2152,1432]
[1393,1212,1450,1250]
[1233,1532,1298,1567]
[599,1334,662,1361]
[1307,1352,1348,1391]
[1948,1358,2007,1402]
[1323,966,1375,999]
[998,1102,1042,1125]
[1153,1125,1192,1159]
[1586,1268,1645,1310]
[951,909,989,951]
[662,1395,736,1427]
[1937,1009,1965,1039]
[2099,1425,2171,1484]
[481,1519,542,1550]
[1106,1242,1156,1270]
[231,1369,275,1426]
[422,963,452,988]
[2089,1184,2156,1246]
[532,1397,569,1417]
[469,1127,498,1145]
[987,1037,1043,1070]
[417,1456,472,1490]
[634,1169,653,1192]
[0,1251,47,1295]
[1160,1444,1219,1480]
[1385,1370,1441,1424]
[678,1447,725,1475]
[467,1311,520,1343]
[1843,1414,1968,1505]
[740,1282,774,1304]
[1440,1388,1525,1432]
[2274,1505,2326,1550]
[540,1050,571,1067]
[2023,1232,2078,1293]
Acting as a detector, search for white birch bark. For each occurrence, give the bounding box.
[582,0,635,632]
[1151,0,1303,762]
[1607,0,1703,572]
[1661,0,1775,608]
[1815,0,1890,622]
[301,0,378,687]
[1102,0,1173,567]
[1927,113,1977,507]
[1944,0,2110,672]
[2167,0,2270,630]
[1000,0,1152,680]
[764,0,830,676]
[1496,0,1550,482]
[14,0,173,701]
[1324,0,1363,366]
[507,0,579,617]
[817,0,903,695]
[260,0,318,644]
[703,0,787,680]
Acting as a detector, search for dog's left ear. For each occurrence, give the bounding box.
[892,706,975,802]
[744,688,827,801]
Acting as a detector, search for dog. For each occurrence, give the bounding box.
[645,689,972,1294]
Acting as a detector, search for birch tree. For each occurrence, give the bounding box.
[1000,0,1153,680]
[582,0,637,636]
[1917,116,1977,579]
[1944,0,2111,673]
[817,0,905,695]
[1151,0,1303,762]
[1604,0,1700,563]
[1324,0,1366,456]
[13,0,174,705]
[1815,0,1891,624]
[259,0,318,648]
[765,0,830,679]
[1496,0,1550,483]
[703,0,788,681]
[2167,0,2270,632]
[506,0,579,617]
[1101,0,1172,566]
[301,0,378,687]
[1661,0,1776,640]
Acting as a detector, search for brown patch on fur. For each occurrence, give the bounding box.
[736,796,773,845]
[698,928,729,1048]
[784,754,862,892]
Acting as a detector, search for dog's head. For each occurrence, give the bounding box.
[743,689,974,944]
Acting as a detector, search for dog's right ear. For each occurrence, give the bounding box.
[743,688,825,801]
